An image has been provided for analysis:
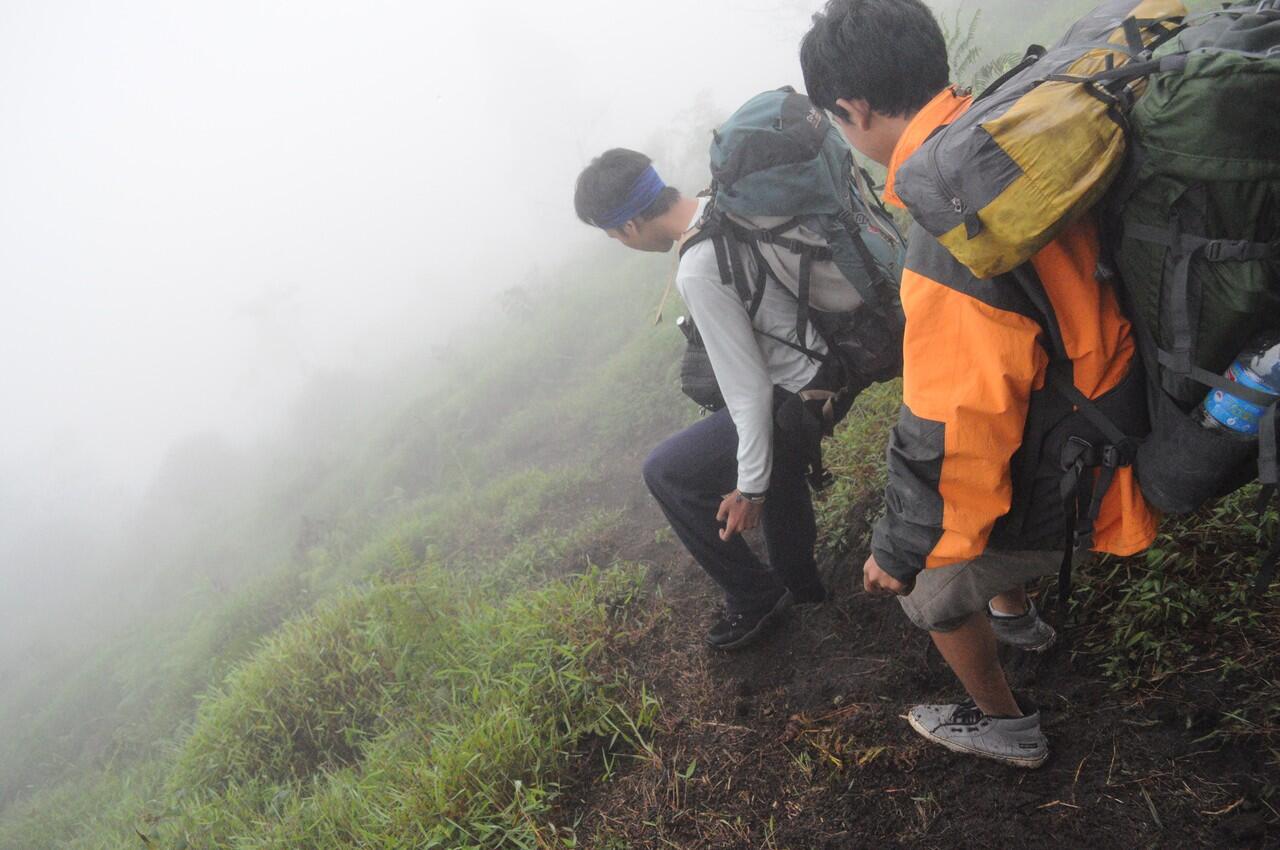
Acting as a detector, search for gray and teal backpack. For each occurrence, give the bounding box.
[678,87,906,485]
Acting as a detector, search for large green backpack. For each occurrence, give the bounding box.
[1095,3,1280,595]
[1106,4,1280,525]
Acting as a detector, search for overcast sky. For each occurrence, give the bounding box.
[0,0,840,494]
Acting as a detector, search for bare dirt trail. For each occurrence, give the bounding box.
[556,483,1278,849]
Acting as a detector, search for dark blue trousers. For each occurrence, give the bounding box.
[642,408,820,615]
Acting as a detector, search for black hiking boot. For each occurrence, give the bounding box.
[706,590,793,651]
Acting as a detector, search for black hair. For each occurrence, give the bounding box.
[573,148,679,229]
[800,0,950,120]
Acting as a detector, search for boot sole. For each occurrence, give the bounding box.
[905,713,1049,769]
[992,621,1057,654]
[996,628,1057,654]
[708,591,793,651]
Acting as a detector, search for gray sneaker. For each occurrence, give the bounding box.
[906,698,1049,768]
[989,599,1056,653]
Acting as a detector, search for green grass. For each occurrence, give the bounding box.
[169,586,443,793]
[0,762,168,850]
[0,554,657,850]
[1075,485,1280,762]
[157,565,655,850]
[814,380,902,562]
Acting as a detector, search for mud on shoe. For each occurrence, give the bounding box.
[989,598,1056,653]
[906,696,1048,768]
[706,589,793,651]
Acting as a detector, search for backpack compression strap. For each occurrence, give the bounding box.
[1009,264,1142,621]
[831,207,901,320]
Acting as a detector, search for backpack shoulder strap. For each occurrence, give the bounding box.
[680,215,773,322]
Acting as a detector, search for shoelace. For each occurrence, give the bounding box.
[947,700,986,726]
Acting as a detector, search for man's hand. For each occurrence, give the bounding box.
[717,490,764,541]
[863,553,914,596]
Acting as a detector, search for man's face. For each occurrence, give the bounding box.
[832,98,896,167]
[831,110,873,162]
[606,219,672,253]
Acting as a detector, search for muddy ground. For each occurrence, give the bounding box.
[552,478,1279,850]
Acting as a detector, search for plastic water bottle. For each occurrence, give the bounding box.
[1196,331,1280,437]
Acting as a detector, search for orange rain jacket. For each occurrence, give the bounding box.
[872,87,1159,583]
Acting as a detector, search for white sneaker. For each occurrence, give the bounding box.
[906,698,1049,768]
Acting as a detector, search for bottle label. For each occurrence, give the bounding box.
[1203,362,1279,435]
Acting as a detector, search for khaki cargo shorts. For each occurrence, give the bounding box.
[898,549,1060,633]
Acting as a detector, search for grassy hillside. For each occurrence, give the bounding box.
[1,3,1271,846]
[5,347,1274,848]
[0,240,693,848]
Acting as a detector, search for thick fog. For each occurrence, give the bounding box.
[1,0,992,658]
[0,1,856,648]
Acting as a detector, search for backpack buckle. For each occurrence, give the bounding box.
[1101,444,1123,469]
[1203,239,1248,262]
[1061,435,1095,471]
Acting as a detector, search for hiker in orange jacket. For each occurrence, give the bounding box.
[801,0,1157,767]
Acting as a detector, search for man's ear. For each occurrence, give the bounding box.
[835,97,873,131]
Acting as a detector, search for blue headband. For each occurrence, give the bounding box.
[595,165,667,230]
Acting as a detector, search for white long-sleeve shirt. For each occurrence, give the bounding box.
[676,199,825,493]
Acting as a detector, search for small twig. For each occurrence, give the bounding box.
[697,721,756,733]
[652,257,678,325]
[1201,797,1246,816]
[1037,800,1081,810]
[1073,755,1088,786]
[1140,785,1164,830]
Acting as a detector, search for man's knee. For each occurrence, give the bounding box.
[897,550,1057,632]
[642,439,674,497]
[896,562,983,633]
[898,594,971,633]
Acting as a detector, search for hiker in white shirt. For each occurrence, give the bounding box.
[575,148,827,650]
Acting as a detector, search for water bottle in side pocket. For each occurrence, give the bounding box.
[1195,331,1280,438]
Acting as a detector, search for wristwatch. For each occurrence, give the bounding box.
[738,490,767,504]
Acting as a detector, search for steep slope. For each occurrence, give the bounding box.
[0,243,693,848]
